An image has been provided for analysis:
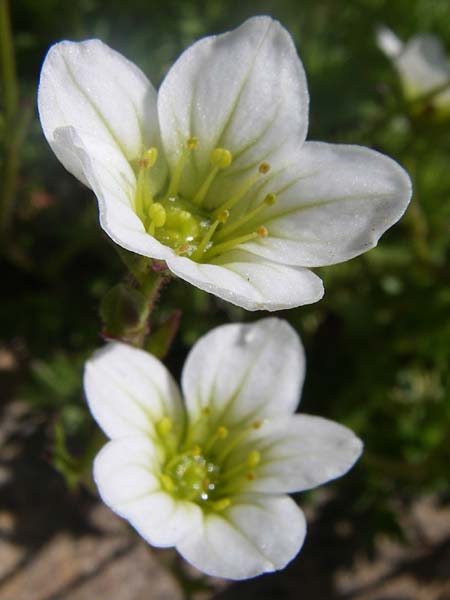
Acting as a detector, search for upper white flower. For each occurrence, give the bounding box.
[84,318,362,580]
[38,16,412,311]
[376,26,450,110]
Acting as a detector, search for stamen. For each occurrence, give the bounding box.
[247,450,261,468]
[167,137,198,198]
[134,147,158,220]
[211,148,233,169]
[216,209,230,224]
[157,416,173,436]
[214,193,277,241]
[192,147,233,207]
[187,137,199,150]
[212,498,231,511]
[203,425,229,454]
[201,231,260,261]
[175,243,190,256]
[257,225,268,238]
[190,219,221,261]
[138,147,158,169]
[217,426,229,439]
[220,450,261,483]
[160,474,175,492]
[213,162,271,216]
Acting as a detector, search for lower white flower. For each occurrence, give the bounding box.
[376,26,450,110]
[84,318,363,580]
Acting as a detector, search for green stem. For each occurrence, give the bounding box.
[126,269,168,349]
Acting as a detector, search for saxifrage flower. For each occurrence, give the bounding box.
[39,16,412,311]
[84,318,362,579]
[377,25,450,111]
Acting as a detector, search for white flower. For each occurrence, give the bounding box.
[38,16,411,311]
[84,318,362,580]
[376,26,450,110]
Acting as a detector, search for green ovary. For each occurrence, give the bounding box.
[151,198,211,252]
[157,417,263,511]
[162,451,221,502]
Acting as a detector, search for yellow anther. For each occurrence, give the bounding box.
[157,416,173,436]
[187,137,199,150]
[259,162,271,174]
[216,209,230,224]
[257,225,268,238]
[217,426,229,439]
[264,193,277,206]
[210,147,233,169]
[213,498,231,511]
[247,450,261,468]
[160,474,175,492]
[148,202,166,228]
[139,147,158,169]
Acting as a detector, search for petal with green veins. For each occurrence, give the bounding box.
[176,495,306,580]
[38,38,166,189]
[84,341,183,439]
[181,318,304,427]
[158,16,309,200]
[241,142,412,267]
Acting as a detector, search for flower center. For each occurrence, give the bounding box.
[156,417,263,511]
[134,139,276,262]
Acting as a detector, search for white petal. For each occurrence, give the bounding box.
[240,142,412,267]
[54,126,173,261]
[125,492,203,548]
[167,250,324,311]
[181,318,304,427]
[93,436,161,512]
[376,26,403,59]
[94,437,202,547]
[84,341,183,439]
[237,414,363,494]
[158,16,309,199]
[177,495,306,579]
[38,39,166,188]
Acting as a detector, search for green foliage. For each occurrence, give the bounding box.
[1,0,449,549]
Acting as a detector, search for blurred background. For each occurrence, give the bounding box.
[1,0,449,598]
